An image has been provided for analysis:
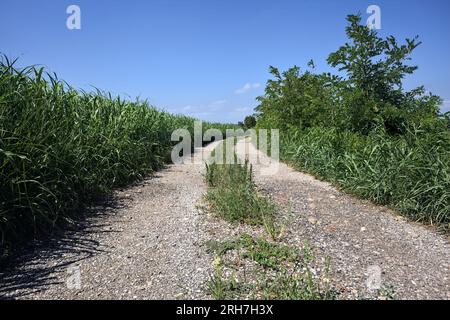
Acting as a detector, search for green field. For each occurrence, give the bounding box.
[0,57,232,259]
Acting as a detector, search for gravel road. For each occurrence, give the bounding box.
[235,137,449,300]
[0,142,221,300]
[0,138,448,300]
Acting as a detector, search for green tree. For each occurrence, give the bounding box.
[255,66,338,131]
[244,115,257,128]
[327,14,441,134]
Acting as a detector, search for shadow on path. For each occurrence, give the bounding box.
[0,195,126,300]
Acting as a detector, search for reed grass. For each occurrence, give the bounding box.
[0,57,232,258]
[281,127,450,230]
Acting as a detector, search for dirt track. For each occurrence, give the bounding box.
[0,138,448,300]
[0,142,220,300]
[235,137,449,300]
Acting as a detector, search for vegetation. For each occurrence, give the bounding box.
[205,143,276,228]
[205,234,334,300]
[244,116,257,129]
[281,128,450,227]
[204,142,334,300]
[0,57,231,259]
[255,15,450,229]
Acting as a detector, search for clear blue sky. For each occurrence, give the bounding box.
[1,0,449,123]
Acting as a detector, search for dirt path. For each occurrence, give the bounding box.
[235,137,449,300]
[1,138,448,300]
[0,142,221,300]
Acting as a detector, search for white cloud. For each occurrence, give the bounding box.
[171,102,223,119]
[442,100,450,113]
[168,98,253,121]
[211,99,227,105]
[189,112,213,117]
[234,82,261,94]
[235,107,251,112]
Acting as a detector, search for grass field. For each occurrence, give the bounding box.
[279,127,450,230]
[0,57,232,259]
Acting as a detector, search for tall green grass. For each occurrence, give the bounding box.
[281,127,450,229]
[205,143,276,226]
[0,57,230,258]
[204,142,334,300]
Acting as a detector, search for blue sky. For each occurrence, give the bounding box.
[1,0,449,123]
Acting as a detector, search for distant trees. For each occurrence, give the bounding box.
[244,116,257,129]
[255,14,445,135]
[255,66,338,131]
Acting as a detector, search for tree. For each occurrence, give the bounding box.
[327,14,441,134]
[255,66,338,131]
[244,116,257,129]
[328,15,422,102]
[254,13,443,135]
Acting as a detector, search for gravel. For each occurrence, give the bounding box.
[0,142,221,300]
[1,138,448,300]
[235,137,449,300]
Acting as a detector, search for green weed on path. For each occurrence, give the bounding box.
[205,235,335,300]
[203,142,335,300]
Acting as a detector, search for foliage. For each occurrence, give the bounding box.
[281,127,450,228]
[254,14,449,229]
[205,145,276,225]
[256,14,445,135]
[0,57,232,258]
[255,66,338,131]
[206,234,334,300]
[327,14,442,134]
[244,116,257,129]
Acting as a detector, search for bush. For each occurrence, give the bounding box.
[205,156,276,225]
[244,116,257,129]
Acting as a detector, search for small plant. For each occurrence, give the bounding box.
[206,255,241,300]
[205,235,335,300]
[262,214,285,241]
[205,149,277,225]
[260,270,323,300]
[205,239,239,256]
[377,285,396,300]
[238,235,300,270]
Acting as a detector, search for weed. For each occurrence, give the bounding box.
[206,255,242,300]
[205,235,335,300]
[205,150,276,225]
